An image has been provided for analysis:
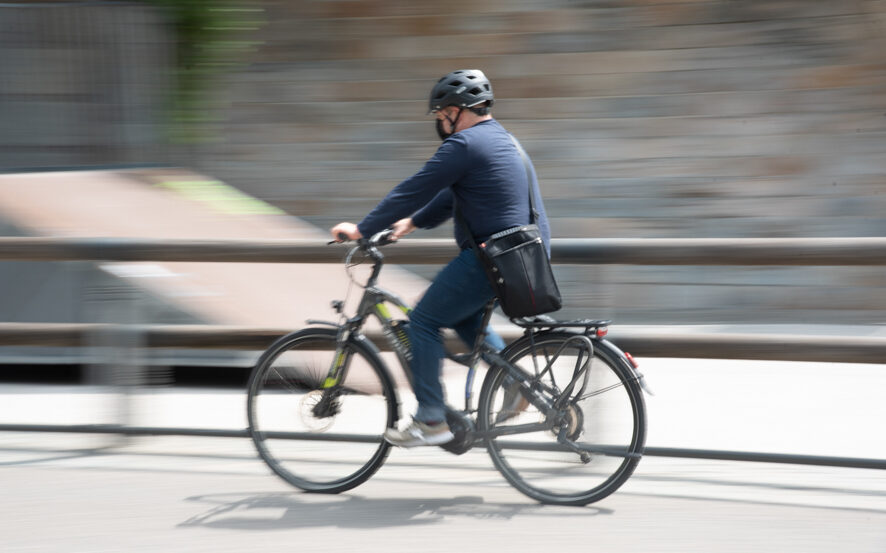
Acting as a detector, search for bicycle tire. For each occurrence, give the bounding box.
[478,331,646,506]
[247,327,398,493]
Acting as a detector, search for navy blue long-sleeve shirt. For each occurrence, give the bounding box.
[357,119,551,251]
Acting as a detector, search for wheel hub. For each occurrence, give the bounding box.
[551,404,584,441]
[299,389,340,432]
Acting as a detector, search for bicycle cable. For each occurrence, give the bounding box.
[344,244,370,288]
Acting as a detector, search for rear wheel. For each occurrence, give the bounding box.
[247,328,398,493]
[478,331,646,505]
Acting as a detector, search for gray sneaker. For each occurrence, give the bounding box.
[384,419,454,448]
[495,377,530,424]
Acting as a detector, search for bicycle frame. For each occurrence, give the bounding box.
[315,235,634,446]
[320,270,495,413]
[313,238,531,418]
[248,232,648,504]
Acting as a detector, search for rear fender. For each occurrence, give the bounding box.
[597,338,654,396]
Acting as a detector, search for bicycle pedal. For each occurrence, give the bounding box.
[448,353,474,365]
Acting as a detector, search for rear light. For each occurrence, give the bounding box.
[595,326,608,338]
[624,352,639,368]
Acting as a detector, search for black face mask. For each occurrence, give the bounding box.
[435,118,453,141]
[435,108,463,141]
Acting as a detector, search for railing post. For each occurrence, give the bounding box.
[84,283,147,444]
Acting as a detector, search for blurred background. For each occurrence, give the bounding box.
[2,6,885,548]
[1,0,885,377]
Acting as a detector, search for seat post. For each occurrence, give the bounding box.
[460,299,499,413]
[469,299,498,359]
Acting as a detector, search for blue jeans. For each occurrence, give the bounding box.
[407,248,506,423]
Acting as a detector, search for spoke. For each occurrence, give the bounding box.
[530,347,559,395]
[576,375,642,402]
[268,366,309,394]
[485,332,646,505]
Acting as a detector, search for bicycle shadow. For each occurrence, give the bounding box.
[178,492,613,530]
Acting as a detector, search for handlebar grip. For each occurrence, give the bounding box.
[327,232,352,245]
[328,229,395,247]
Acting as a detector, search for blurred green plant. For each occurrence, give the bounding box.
[144,0,264,143]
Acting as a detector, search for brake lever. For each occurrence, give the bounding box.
[372,229,397,247]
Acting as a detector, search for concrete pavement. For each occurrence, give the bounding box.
[1,356,884,552]
[0,437,883,553]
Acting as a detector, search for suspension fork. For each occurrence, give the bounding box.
[321,315,368,389]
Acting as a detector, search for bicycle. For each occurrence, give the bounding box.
[246,230,650,506]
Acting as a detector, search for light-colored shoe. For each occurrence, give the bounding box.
[495,377,530,424]
[384,419,454,448]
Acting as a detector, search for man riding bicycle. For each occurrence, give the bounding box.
[331,69,551,447]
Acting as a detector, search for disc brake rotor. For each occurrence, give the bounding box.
[299,390,337,432]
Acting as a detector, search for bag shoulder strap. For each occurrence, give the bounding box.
[456,133,538,250]
[507,133,539,225]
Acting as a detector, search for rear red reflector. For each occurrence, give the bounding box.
[595,327,608,337]
[624,352,639,368]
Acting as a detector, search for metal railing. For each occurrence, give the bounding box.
[0,236,884,470]
[2,236,886,265]
[1,322,885,364]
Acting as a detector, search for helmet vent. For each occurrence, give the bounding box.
[428,69,494,113]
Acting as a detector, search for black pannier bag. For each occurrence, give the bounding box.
[479,224,561,318]
[457,135,561,318]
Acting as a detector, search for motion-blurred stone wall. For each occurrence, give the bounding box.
[3,1,884,325]
[0,3,172,169]
[197,0,886,324]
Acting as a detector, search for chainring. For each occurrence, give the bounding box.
[439,408,477,455]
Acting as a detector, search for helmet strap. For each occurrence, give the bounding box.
[445,108,464,132]
[436,107,463,141]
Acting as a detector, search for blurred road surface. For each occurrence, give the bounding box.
[1,356,884,553]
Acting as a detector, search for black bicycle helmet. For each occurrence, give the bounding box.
[428,69,494,113]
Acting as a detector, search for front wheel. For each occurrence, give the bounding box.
[247,327,398,493]
[478,331,646,505]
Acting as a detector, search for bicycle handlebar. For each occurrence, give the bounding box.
[330,230,398,286]
[365,229,397,248]
[329,229,397,249]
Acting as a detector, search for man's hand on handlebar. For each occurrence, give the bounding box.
[328,223,398,248]
[330,222,362,243]
[391,217,416,240]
